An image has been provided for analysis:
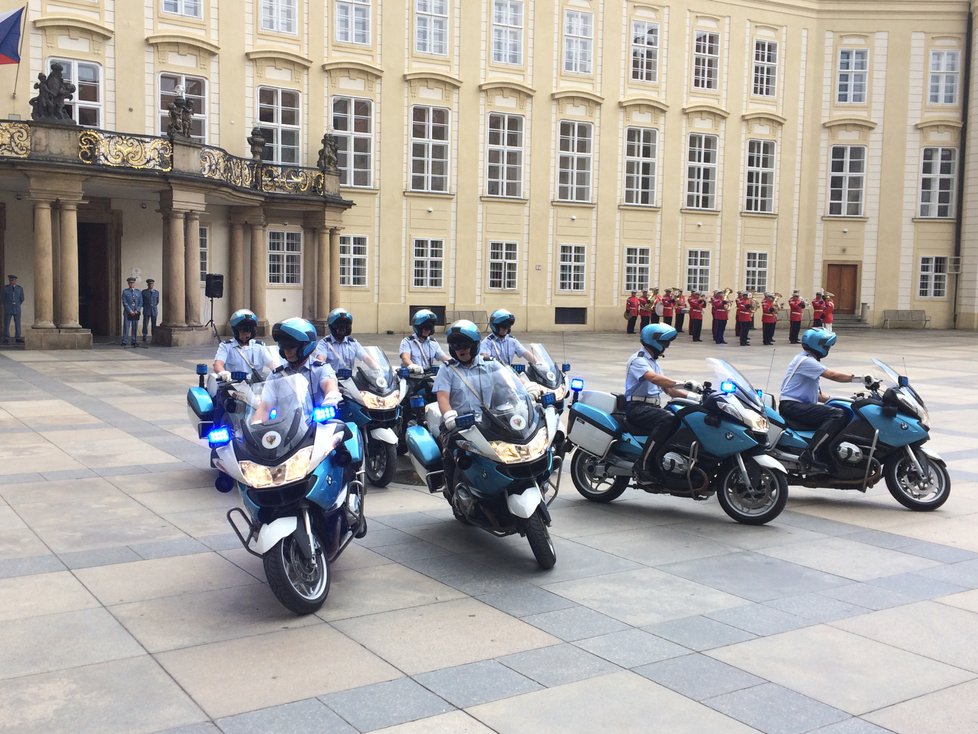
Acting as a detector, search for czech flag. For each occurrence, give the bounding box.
[0,6,25,65]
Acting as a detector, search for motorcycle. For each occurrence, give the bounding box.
[336,346,406,487]
[187,370,366,615]
[513,343,572,414]
[397,364,439,455]
[762,358,950,511]
[565,358,788,525]
[405,362,564,569]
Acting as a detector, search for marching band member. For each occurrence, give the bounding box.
[822,293,836,332]
[788,290,806,344]
[674,289,687,333]
[711,290,729,344]
[736,292,753,346]
[761,293,779,345]
[811,291,825,327]
[660,289,675,326]
[688,291,705,342]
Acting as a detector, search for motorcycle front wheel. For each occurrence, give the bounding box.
[570,449,628,502]
[716,462,788,525]
[884,450,950,511]
[366,438,397,487]
[264,532,330,615]
[525,509,556,569]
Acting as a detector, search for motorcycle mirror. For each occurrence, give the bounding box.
[230,371,247,382]
[336,368,353,380]
[512,363,526,374]
[562,363,571,372]
[456,413,476,429]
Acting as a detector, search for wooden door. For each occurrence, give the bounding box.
[78,223,111,335]
[825,264,858,314]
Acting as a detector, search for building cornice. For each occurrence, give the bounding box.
[916,117,963,131]
[33,16,114,41]
[246,49,313,69]
[683,103,730,119]
[552,89,605,105]
[146,33,220,57]
[619,96,669,113]
[480,80,536,97]
[822,116,878,130]
[403,71,463,89]
[322,60,384,79]
[742,110,787,126]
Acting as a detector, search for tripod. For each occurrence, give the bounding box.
[205,297,220,341]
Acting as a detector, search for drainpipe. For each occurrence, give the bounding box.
[953,8,972,329]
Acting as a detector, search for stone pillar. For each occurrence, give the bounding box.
[329,227,342,311]
[249,217,268,331]
[302,224,317,322]
[57,200,81,328]
[316,227,330,322]
[32,200,55,329]
[163,209,187,327]
[184,211,202,326]
[228,219,245,312]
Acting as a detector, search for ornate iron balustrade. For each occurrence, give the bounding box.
[0,122,31,158]
[79,129,172,171]
[199,147,255,189]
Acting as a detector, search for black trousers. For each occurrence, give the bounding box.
[627,315,638,334]
[713,319,727,344]
[625,402,676,471]
[650,312,660,324]
[813,317,823,327]
[662,315,673,326]
[762,322,776,344]
[690,318,702,341]
[640,315,650,328]
[789,320,801,343]
[675,312,685,333]
[739,321,751,345]
[779,400,848,461]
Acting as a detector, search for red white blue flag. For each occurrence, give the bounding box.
[0,6,25,65]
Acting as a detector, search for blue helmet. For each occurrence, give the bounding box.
[640,323,677,355]
[489,308,516,336]
[801,328,837,359]
[327,307,352,339]
[229,309,258,341]
[445,319,481,363]
[271,317,318,361]
[411,308,438,337]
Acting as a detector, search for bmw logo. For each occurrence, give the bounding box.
[725,432,734,440]
[510,415,527,431]
[377,377,388,389]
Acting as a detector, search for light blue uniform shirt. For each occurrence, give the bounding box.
[433,356,497,416]
[481,334,528,366]
[214,339,270,375]
[316,335,366,372]
[399,335,446,368]
[277,358,337,406]
[779,352,826,404]
[624,350,664,399]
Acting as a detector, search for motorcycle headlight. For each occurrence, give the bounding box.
[896,392,929,428]
[744,410,769,433]
[239,446,313,489]
[489,427,550,464]
[361,390,401,410]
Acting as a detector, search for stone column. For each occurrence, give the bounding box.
[163,209,187,327]
[316,227,330,322]
[184,211,202,326]
[249,217,268,330]
[228,219,245,311]
[32,200,55,328]
[302,224,317,321]
[56,200,81,328]
[329,227,342,311]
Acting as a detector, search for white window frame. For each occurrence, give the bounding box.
[918,256,948,298]
[260,0,297,34]
[163,0,202,18]
[919,147,957,219]
[412,238,444,288]
[558,244,586,292]
[686,249,711,293]
[752,40,777,97]
[48,58,102,128]
[745,251,768,293]
[268,231,302,285]
[630,20,659,83]
[492,0,523,65]
[332,96,373,187]
[198,226,208,283]
[257,87,300,165]
[624,247,651,292]
[829,145,865,217]
[415,0,448,56]
[410,105,450,192]
[686,133,718,210]
[929,50,960,105]
[745,139,776,213]
[158,73,207,143]
[486,113,524,198]
[837,48,868,104]
[336,0,371,45]
[692,31,720,91]
[623,127,657,206]
[557,120,592,203]
[488,241,519,290]
[339,235,368,287]
[563,10,593,74]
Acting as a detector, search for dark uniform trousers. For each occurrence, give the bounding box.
[779,400,848,463]
[625,401,677,472]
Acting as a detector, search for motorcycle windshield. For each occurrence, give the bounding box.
[240,343,286,383]
[872,358,926,409]
[474,363,540,441]
[872,358,901,387]
[705,358,764,411]
[524,343,564,389]
[351,346,399,396]
[226,373,314,462]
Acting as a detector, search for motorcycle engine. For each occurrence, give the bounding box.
[834,441,863,465]
[661,451,690,475]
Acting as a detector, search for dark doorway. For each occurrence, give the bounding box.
[825,263,859,314]
[78,223,111,335]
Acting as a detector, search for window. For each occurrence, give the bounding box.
[268,231,302,285]
[488,241,518,290]
[340,235,368,287]
[486,113,523,198]
[410,106,449,192]
[745,139,776,213]
[413,238,444,288]
[624,127,657,206]
[752,40,777,97]
[336,0,371,44]
[332,97,373,187]
[686,133,718,210]
[199,226,208,283]
[257,87,300,164]
[624,247,650,292]
[929,50,960,104]
[558,244,586,291]
[837,48,868,104]
[630,20,659,83]
[918,256,948,297]
[557,121,592,202]
[686,249,711,293]
[260,0,297,33]
[163,0,202,17]
[692,31,720,90]
[563,10,593,74]
[920,147,957,218]
[159,73,207,142]
[829,145,865,216]
[492,0,523,65]
[416,0,448,56]
[48,58,101,127]
[745,252,768,293]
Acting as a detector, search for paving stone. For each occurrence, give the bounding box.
[633,653,766,700]
[476,585,578,617]
[576,628,690,667]
[216,698,354,734]
[320,677,454,731]
[498,643,621,686]
[59,546,143,570]
[414,660,542,708]
[0,553,65,579]
[809,719,895,733]
[765,593,873,623]
[522,605,630,641]
[705,682,850,734]
[867,571,969,601]
[706,603,811,636]
[643,615,758,651]
[128,537,210,560]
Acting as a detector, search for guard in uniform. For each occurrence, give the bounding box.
[711,290,729,344]
[649,287,662,324]
[213,309,275,380]
[2,274,25,344]
[400,308,450,373]
[736,293,753,346]
[811,292,825,327]
[688,291,705,342]
[761,293,779,345]
[673,290,687,333]
[121,277,141,347]
[269,318,339,407]
[481,309,537,366]
[625,291,641,334]
[315,307,368,371]
[141,279,159,343]
[788,290,806,344]
[660,290,675,326]
[638,290,653,328]
[822,293,836,332]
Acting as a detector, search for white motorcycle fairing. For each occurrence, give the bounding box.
[369,426,399,445]
[749,453,788,474]
[506,484,543,519]
[254,516,298,554]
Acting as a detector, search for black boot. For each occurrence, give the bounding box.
[799,432,832,474]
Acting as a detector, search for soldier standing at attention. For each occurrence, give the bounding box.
[736,292,753,347]
[660,289,675,326]
[121,277,141,347]
[2,274,25,344]
[141,278,159,343]
[638,290,653,329]
[674,289,687,334]
[761,292,779,345]
[822,293,836,332]
[811,291,825,328]
[711,290,729,344]
[625,290,641,334]
[688,291,705,342]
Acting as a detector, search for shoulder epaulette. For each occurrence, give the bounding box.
[311,359,325,367]
[253,339,265,346]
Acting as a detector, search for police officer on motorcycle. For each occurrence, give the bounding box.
[214,309,274,381]
[400,308,450,373]
[268,318,340,407]
[315,307,374,371]
[481,308,538,366]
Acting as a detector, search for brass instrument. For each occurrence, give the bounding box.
[721,287,734,306]
[772,292,784,310]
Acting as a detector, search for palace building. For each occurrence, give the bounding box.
[0,0,975,348]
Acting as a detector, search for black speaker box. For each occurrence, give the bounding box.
[204,273,224,299]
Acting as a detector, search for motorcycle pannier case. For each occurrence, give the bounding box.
[406,424,445,492]
[186,387,214,439]
[567,402,618,457]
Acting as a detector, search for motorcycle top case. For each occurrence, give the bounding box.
[567,402,619,457]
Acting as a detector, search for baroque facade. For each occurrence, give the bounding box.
[0,0,975,347]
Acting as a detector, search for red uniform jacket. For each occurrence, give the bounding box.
[711,295,728,320]
[638,295,653,316]
[626,295,641,317]
[822,299,835,324]
[675,294,688,313]
[661,295,675,318]
[812,297,825,319]
[788,296,805,322]
[689,296,705,319]
[736,297,753,323]
[761,299,778,324]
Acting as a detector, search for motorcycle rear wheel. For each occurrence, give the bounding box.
[716,463,788,525]
[884,450,950,511]
[526,509,556,569]
[366,438,397,487]
[264,533,330,615]
[570,449,628,503]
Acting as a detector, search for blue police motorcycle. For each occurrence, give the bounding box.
[763,358,950,511]
[513,343,572,414]
[566,358,788,525]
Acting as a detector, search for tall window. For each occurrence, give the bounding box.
[487,113,523,198]
[413,238,444,288]
[624,247,651,292]
[745,252,768,293]
[163,0,202,18]
[918,256,948,297]
[199,226,209,282]
[686,133,718,210]
[624,127,656,206]
[410,106,449,192]
[630,21,659,83]
[340,235,368,286]
[159,74,207,142]
[837,48,868,104]
[48,58,101,127]
[692,31,720,90]
[558,244,586,291]
[257,87,300,164]
[492,0,523,65]
[261,0,297,34]
[336,0,371,45]
[557,121,592,202]
[488,241,518,290]
[332,97,373,187]
[929,50,960,104]
[752,40,777,97]
[686,250,711,293]
[829,145,865,216]
[920,147,957,218]
[563,10,593,74]
[268,231,302,285]
[416,0,448,56]
[745,139,775,213]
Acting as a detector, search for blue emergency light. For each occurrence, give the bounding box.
[570,377,585,392]
[541,393,555,407]
[230,371,247,382]
[410,396,425,408]
[512,363,526,374]
[313,405,337,423]
[207,426,232,448]
[336,368,353,380]
[195,363,208,375]
[562,363,571,372]
[719,380,737,394]
[456,413,476,429]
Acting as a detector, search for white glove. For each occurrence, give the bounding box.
[525,382,544,398]
[442,410,458,432]
[682,381,703,394]
[323,389,342,406]
[852,374,875,385]
[217,370,232,382]
[409,364,424,375]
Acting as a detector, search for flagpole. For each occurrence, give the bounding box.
[11,5,27,99]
